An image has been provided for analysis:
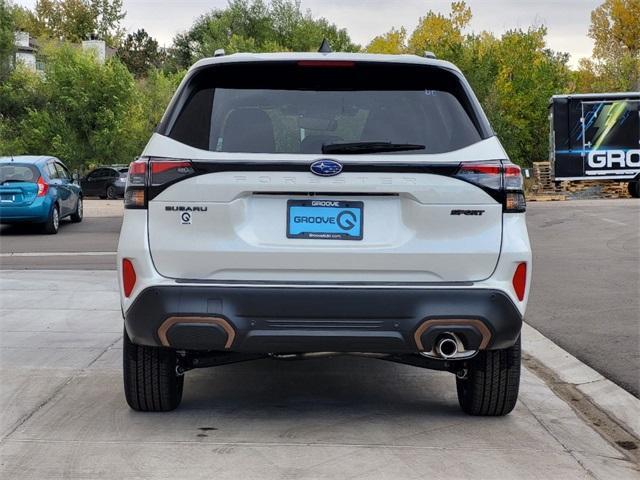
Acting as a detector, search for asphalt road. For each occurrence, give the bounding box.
[525,199,640,397]
[1,199,638,397]
[0,215,122,269]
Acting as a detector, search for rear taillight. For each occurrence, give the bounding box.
[512,262,527,301]
[124,158,148,209]
[456,162,502,191]
[122,259,136,297]
[150,160,194,186]
[455,161,526,213]
[124,157,196,209]
[36,176,48,197]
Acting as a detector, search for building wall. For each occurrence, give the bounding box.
[14,31,29,48]
[82,40,107,64]
[15,51,36,71]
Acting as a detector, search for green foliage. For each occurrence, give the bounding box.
[117,29,165,77]
[0,44,167,168]
[0,0,15,80]
[15,0,125,45]
[476,28,570,166]
[407,0,471,61]
[169,0,358,70]
[365,27,406,54]
[576,0,640,91]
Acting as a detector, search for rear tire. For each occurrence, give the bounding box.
[456,337,521,416]
[106,185,117,199]
[42,205,59,234]
[70,197,83,223]
[628,181,640,198]
[123,329,184,412]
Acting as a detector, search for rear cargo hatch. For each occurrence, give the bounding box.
[143,59,507,283]
[147,164,502,283]
[0,164,40,206]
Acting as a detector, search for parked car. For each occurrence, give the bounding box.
[118,51,531,415]
[0,156,83,234]
[81,166,128,199]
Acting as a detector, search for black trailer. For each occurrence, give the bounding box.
[549,92,640,197]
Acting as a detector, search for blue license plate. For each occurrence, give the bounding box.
[287,200,363,240]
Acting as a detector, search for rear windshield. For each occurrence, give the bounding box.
[166,62,485,154]
[0,164,39,183]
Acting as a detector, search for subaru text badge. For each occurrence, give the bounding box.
[310,159,343,177]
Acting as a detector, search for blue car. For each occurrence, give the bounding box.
[0,156,83,234]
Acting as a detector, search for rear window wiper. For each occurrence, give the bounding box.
[322,142,426,154]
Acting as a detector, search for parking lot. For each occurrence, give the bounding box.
[1,199,639,479]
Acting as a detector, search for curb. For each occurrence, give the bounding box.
[522,322,640,440]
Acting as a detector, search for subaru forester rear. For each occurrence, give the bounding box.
[117,52,531,415]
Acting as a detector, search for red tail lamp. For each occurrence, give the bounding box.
[512,263,527,301]
[37,176,49,197]
[122,259,136,298]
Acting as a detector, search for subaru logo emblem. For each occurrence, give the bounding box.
[310,159,343,177]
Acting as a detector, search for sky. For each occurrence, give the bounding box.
[14,0,601,67]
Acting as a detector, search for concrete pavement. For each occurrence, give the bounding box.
[1,270,639,479]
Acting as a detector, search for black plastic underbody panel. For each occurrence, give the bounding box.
[124,286,522,353]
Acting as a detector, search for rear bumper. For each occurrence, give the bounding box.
[124,285,522,354]
[0,197,51,223]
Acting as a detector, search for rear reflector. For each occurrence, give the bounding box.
[36,176,48,197]
[512,263,527,301]
[505,191,526,212]
[122,259,136,298]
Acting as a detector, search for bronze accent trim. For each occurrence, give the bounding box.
[157,316,235,349]
[414,319,492,351]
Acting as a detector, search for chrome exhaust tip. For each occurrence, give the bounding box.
[435,334,459,359]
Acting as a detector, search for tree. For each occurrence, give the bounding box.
[0,44,142,167]
[91,0,125,45]
[582,0,640,91]
[117,29,164,77]
[407,1,471,61]
[0,0,15,79]
[169,0,358,70]
[487,28,570,166]
[365,27,406,54]
[590,0,640,59]
[15,0,125,45]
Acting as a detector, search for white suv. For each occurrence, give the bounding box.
[117,52,531,415]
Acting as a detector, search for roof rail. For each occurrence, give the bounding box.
[213,48,225,57]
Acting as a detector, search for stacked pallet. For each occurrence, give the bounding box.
[528,162,565,200]
[560,180,631,199]
[529,162,630,199]
[531,162,563,194]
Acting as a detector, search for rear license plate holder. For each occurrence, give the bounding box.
[287,200,363,240]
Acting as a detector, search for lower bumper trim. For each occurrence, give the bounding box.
[158,316,235,349]
[124,285,522,353]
